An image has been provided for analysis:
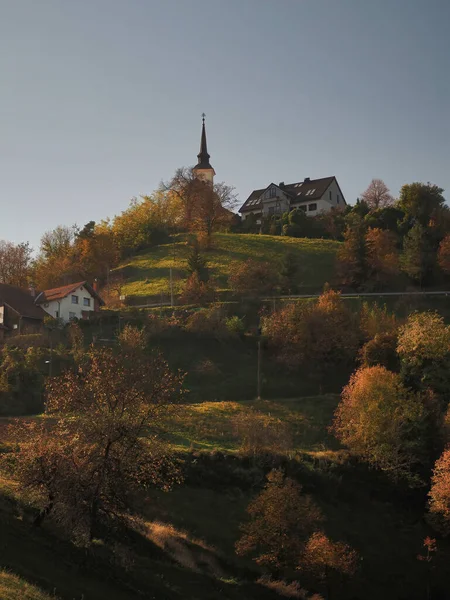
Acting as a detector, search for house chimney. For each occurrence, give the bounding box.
[29,284,36,298]
[304,177,311,183]
[93,279,99,292]
[279,182,285,188]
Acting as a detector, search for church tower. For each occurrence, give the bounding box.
[192,114,215,185]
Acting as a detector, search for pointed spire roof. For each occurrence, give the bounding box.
[193,114,214,171]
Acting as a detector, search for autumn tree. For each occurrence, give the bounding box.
[359,302,398,342]
[229,259,280,297]
[438,234,450,275]
[163,167,236,246]
[428,449,450,536]
[398,182,446,228]
[365,228,400,288]
[236,469,323,571]
[262,289,360,375]
[33,225,78,289]
[397,312,450,399]
[300,532,358,599]
[8,329,183,544]
[360,179,394,210]
[0,240,32,288]
[332,366,428,483]
[73,220,119,282]
[337,216,367,288]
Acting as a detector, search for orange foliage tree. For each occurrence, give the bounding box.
[163,168,236,246]
[235,469,323,570]
[300,531,358,598]
[332,366,428,483]
[428,449,450,535]
[7,328,184,545]
[262,289,360,374]
[438,234,450,275]
[365,228,400,288]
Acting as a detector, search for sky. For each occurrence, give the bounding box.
[1,0,449,249]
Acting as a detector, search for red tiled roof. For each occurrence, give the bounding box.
[37,281,86,303]
[36,281,105,306]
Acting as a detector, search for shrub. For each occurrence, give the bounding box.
[262,290,360,374]
[225,315,245,336]
[185,306,229,338]
[179,273,216,305]
[4,334,49,349]
[229,259,280,297]
[236,469,323,570]
[360,332,399,371]
[232,409,293,456]
[359,302,398,341]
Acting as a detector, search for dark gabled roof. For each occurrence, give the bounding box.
[0,284,46,320]
[284,176,335,203]
[36,281,105,306]
[238,188,266,212]
[240,176,344,212]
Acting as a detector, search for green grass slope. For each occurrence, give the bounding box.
[117,233,341,299]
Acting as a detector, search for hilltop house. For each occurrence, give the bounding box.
[35,281,105,323]
[239,176,347,224]
[0,283,46,340]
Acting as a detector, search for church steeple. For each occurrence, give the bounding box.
[193,114,215,184]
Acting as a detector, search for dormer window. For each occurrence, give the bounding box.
[269,187,276,198]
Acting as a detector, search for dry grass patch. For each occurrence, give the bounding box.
[0,571,58,600]
[136,519,227,579]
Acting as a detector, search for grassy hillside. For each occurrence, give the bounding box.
[0,571,57,600]
[117,233,341,299]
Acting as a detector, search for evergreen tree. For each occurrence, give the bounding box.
[186,240,209,282]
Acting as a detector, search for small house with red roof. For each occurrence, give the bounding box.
[35,281,104,323]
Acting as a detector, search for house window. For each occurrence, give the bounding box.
[55,311,59,318]
[308,203,317,211]
[299,205,307,212]
[329,191,332,201]
[71,295,79,304]
[69,312,76,320]
[268,207,275,215]
[269,187,276,198]
[83,297,91,307]
[337,195,340,204]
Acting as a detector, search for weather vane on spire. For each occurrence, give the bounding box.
[202,112,206,123]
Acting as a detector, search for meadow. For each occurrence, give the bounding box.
[117,233,341,299]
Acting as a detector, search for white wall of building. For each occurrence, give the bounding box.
[40,285,96,323]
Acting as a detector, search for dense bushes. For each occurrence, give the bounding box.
[262,290,360,374]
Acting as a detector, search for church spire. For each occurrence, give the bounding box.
[193,114,215,183]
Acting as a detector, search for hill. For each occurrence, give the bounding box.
[117,233,341,300]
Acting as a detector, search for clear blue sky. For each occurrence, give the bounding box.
[1,0,449,249]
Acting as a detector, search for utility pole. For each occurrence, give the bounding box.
[49,332,53,377]
[170,268,174,308]
[256,327,262,401]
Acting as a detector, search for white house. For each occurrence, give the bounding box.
[35,281,104,323]
[239,176,347,224]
